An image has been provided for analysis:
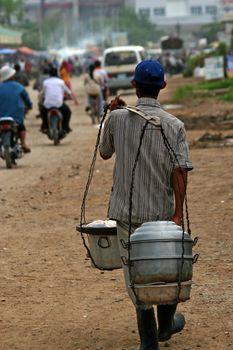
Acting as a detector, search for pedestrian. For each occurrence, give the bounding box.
[93,59,109,103]
[84,63,103,118]
[24,59,32,80]
[99,60,193,350]
[59,60,72,90]
[14,63,29,87]
[59,60,78,103]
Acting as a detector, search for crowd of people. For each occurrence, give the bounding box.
[0,55,110,152]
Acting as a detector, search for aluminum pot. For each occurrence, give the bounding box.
[129,221,198,284]
[134,280,192,305]
[76,225,122,270]
[88,234,122,270]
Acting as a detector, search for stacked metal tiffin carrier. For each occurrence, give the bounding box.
[127,221,199,305]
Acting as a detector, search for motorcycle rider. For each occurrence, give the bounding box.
[93,59,109,104]
[40,67,74,133]
[84,63,103,120]
[0,65,32,153]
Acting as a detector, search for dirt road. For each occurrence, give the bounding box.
[0,77,232,350]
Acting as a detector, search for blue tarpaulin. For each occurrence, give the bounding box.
[0,48,16,54]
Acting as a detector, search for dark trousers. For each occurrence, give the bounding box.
[41,103,71,131]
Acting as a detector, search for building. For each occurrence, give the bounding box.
[23,0,131,22]
[0,27,22,47]
[221,0,233,21]
[135,0,222,29]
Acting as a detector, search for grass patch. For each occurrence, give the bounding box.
[220,90,233,101]
[173,78,233,103]
[173,85,194,102]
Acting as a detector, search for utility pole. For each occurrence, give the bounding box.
[72,0,79,20]
[39,0,45,48]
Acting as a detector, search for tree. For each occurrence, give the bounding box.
[21,12,61,50]
[21,22,40,50]
[197,22,225,45]
[90,7,164,47]
[0,0,22,25]
[118,7,163,46]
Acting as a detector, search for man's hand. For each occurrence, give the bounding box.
[109,96,126,111]
[170,214,182,226]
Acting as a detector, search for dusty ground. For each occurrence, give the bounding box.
[0,76,232,350]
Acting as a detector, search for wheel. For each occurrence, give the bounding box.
[52,129,60,146]
[89,109,96,125]
[4,146,12,169]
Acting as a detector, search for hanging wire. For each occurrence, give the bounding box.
[160,126,188,300]
[128,119,151,303]
[79,106,109,270]
[127,119,191,304]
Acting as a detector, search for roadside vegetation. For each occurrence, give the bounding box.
[173,78,233,103]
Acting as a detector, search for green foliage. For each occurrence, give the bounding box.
[183,42,228,77]
[173,78,233,102]
[20,5,164,50]
[21,12,62,50]
[214,42,227,56]
[88,7,164,47]
[118,7,163,45]
[0,0,22,25]
[21,22,40,49]
[197,22,225,44]
[194,78,233,90]
[183,53,207,77]
[172,85,195,102]
[220,90,233,101]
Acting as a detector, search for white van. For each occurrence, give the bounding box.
[102,45,146,95]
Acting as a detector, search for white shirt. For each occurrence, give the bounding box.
[42,77,71,109]
[93,68,109,88]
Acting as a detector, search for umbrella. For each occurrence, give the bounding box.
[17,47,35,55]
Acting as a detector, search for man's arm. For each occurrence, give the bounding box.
[20,89,32,109]
[63,82,72,97]
[63,82,78,105]
[99,118,114,159]
[99,115,114,160]
[171,167,188,226]
[99,96,126,159]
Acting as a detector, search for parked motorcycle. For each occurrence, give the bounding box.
[47,108,66,145]
[0,117,23,168]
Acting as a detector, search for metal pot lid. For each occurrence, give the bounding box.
[130,221,190,242]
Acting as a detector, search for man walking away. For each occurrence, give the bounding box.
[99,60,193,350]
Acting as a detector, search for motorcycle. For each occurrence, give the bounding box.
[47,108,66,145]
[0,117,23,168]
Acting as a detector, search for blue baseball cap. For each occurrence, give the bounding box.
[132,60,165,87]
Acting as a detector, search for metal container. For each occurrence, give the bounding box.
[88,233,122,270]
[76,225,122,270]
[134,280,192,305]
[129,221,198,284]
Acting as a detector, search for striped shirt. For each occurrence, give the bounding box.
[99,97,193,224]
